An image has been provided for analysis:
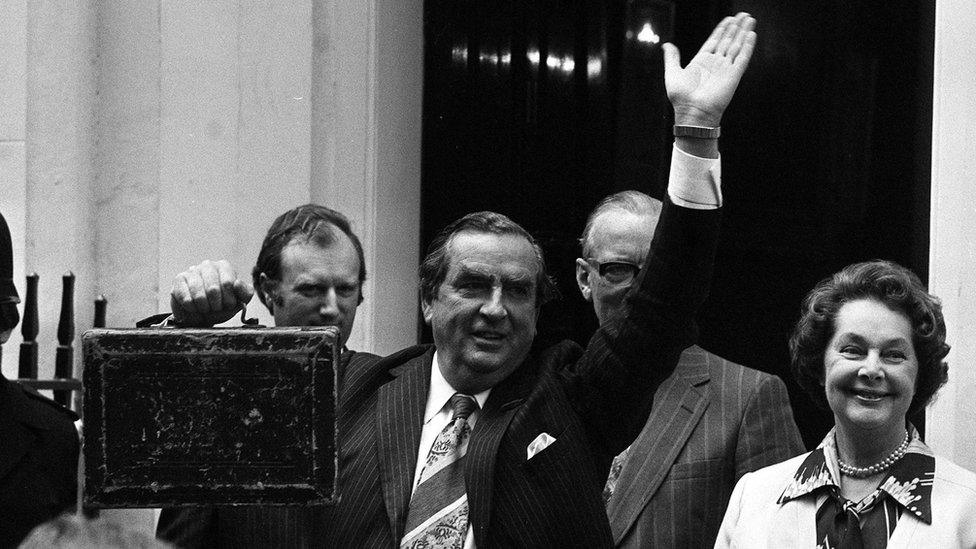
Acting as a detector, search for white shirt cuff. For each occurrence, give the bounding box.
[667,144,722,210]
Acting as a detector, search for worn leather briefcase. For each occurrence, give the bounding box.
[82,326,339,507]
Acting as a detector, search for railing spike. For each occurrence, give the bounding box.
[54,272,75,407]
[18,273,39,379]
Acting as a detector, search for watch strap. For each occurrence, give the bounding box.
[673,125,721,139]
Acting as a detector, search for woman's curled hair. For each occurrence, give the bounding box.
[789,260,949,416]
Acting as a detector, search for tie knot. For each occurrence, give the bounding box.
[449,393,477,421]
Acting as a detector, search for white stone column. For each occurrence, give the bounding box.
[370,1,424,354]
[310,0,423,354]
[156,0,315,321]
[22,0,97,380]
[927,0,976,471]
[94,0,161,328]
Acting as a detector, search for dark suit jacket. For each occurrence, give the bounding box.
[0,375,79,549]
[328,200,719,547]
[606,345,804,548]
[158,199,719,547]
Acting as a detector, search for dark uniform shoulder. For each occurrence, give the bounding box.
[9,379,80,422]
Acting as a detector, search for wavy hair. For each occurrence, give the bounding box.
[252,204,366,308]
[419,211,559,308]
[789,260,949,416]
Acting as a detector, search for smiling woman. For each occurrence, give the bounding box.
[822,299,919,456]
[790,261,949,421]
[715,261,976,548]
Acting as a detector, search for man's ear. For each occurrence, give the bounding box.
[421,299,434,325]
[258,273,275,315]
[575,258,593,302]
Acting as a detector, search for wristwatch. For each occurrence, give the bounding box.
[673,125,721,139]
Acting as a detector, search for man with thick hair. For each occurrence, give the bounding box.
[577,190,804,547]
[251,204,367,310]
[419,210,560,309]
[166,203,366,347]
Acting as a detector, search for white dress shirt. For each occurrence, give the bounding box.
[669,144,722,209]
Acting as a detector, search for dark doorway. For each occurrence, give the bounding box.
[421,0,935,448]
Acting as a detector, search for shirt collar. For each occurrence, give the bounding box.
[778,426,934,524]
[424,351,491,424]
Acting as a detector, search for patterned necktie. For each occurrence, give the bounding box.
[400,393,478,549]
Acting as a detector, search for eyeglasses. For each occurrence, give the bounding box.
[585,259,641,286]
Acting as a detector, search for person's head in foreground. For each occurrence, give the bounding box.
[19,514,173,549]
[419,211,558,394]
[790,259,949,461]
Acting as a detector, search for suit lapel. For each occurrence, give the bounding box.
[607,346,710,543]
[376,349,432,541]
[466,357,537,548]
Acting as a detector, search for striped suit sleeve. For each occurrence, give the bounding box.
[733,373,805,481]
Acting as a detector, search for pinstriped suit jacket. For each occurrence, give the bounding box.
[328,200,721,547]
[606,345,804,548]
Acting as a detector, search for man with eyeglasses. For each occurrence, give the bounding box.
[575,190,804,548]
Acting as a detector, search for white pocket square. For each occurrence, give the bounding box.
[526,432,556,460]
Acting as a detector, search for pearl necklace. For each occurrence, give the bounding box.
[836,430,911,478]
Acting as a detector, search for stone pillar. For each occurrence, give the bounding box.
[94,0,161,330]
[22,0,97,380]
[157,1,315,318]
[310,0,422,354]
[927,0,976,471]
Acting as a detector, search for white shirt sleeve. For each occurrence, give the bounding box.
[667,144,722,210]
